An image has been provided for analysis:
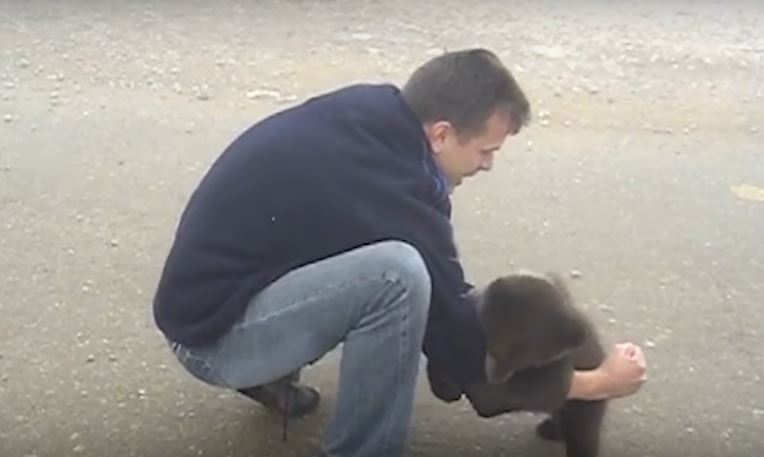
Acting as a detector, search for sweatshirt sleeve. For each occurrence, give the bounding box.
[421,250,487,388]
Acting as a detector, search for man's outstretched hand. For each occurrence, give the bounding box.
[598,342,648,398]
[569,342,648,401]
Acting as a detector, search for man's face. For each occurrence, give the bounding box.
[425,110,514,191]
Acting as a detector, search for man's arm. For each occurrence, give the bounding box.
[568,343,648,401]
[568,369,608,401]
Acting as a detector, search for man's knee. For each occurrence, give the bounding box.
[368,240,432,309]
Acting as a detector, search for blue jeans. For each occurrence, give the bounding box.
[169,240,432,457]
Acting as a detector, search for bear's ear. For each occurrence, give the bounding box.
[545,272,574,307]
[544,271,587,349]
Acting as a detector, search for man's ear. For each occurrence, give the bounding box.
[485,352,517,384]
[424,120,453,155]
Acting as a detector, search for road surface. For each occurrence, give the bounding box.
[1,1,763,456]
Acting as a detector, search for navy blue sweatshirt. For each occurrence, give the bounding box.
[152,83,486,387]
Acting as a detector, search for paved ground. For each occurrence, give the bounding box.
[1,1,763,456]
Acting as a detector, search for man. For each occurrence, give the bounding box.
[153,48,647,457]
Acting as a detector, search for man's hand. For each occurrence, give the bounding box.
[426,361,464,402]
[598,342,648,398]
[569,342,648,401]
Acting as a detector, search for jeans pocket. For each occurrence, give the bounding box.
[169,340,229,388]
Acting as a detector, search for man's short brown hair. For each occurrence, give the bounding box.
[402,48,531,136]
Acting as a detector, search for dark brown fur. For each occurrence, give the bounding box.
[426,272,607,457]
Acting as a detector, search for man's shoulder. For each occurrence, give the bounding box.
[309,82,401,102]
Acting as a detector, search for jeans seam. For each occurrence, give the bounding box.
[381,281,409,456]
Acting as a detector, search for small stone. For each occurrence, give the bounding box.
[350,32,373,41]
[3,114,13,123]
[196,92,210,101]
[109,239,119,248]
[526,140,533,150]
[170,67,180,74]
[81,390,88,397]
[608,318,617,325]
[137,389,147,397]
[19,58,30,68]
[588,86,600,95]
[564,120,572,127]
[70,432,80,441]
[246,89,281,100]
[570,270,582,279]
[86,354,95,363]
[3,81,14,89]
[649,126,673,135]
[108,354,118,362]
[645,340,656,348]
[172,83,182,94]
[749,126,759,134]
[73,444,85,453]
[50,91,59,99]
[75,214,84,222]
[537,111,551,125]
[530,45,568,59]
[685,427,695,434]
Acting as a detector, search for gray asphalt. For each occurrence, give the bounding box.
[1,1,763,456]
